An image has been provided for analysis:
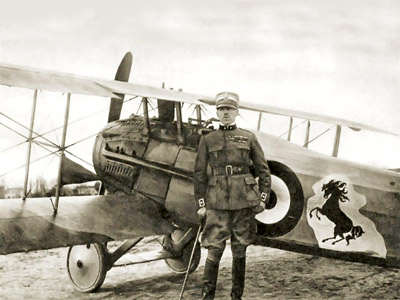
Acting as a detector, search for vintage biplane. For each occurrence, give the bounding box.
[0,52,399,293]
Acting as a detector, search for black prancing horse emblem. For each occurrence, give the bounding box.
[309,180,365,245]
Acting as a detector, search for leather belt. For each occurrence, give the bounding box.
[212,165,250,176]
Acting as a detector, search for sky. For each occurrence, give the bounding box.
[0,0,399,187]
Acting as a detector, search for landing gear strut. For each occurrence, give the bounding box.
[164,228,201,274]
[66,228,201,292]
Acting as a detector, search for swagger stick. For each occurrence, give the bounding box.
[178,225,202,300]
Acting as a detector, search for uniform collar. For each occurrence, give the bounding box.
[219,123,237,130]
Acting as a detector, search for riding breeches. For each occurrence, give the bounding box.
[201,208,256,261]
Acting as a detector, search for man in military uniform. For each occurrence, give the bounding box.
[194,91,271,300]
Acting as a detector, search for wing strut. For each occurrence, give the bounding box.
[23,89,38,199]
[196,105,202,123]
[332,125,342,157]
[287,117,293,141]
[257,112,262,131]
[54,93,71,214]
[142,97,150,135]
[175,101,184,144]
[303,120,311,148]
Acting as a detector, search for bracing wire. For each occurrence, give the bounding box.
[128,236,163,254]
[0,122,27,140]
[135,100,143,115]
[0,149,59,178]
[0,96,139,149]
[0,96,139,169]
[188,104,197,118]
[24,154,56,198]
[200,104,211,115]
[278,119,308,138]
[303,125,335,147]
[65,131,100,149]
[0,112,59,148]
[28,96,139,139]
[64,150,93,168]
[1,95,201,178]
[48,115,60,145]
[0,140,26,153]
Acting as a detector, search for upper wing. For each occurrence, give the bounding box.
[2,62,391,134]
[0,63,117,98]
[0,63,211,105]
[200,99,395,135]
[0,193,175,255]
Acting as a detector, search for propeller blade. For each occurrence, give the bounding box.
[61,155,98,186]
[108,52,133,123]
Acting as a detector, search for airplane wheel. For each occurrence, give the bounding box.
[165,231,201,274]
[67,243,109,293]
[256,161,304,237]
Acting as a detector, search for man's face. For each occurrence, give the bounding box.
[217,107,238,125]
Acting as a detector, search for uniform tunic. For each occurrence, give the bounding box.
[194,124,271,249]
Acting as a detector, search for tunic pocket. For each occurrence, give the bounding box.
[209,145,223,161]
[244,176,260,200]
[235,143,250,163]
[236,143,250,150]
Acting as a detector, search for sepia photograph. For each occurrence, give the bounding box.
[1,1,399,299]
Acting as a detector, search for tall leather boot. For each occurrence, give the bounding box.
[202,259,220,300]
[231,257,246,300]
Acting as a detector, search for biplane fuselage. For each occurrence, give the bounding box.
[1,55,399,293]
[91,113,400,267]
[1,110,399,268]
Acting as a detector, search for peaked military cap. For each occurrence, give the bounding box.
[215,91,239,110]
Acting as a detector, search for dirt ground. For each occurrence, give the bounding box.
[0,239,399,300]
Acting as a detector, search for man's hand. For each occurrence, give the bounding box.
[197,207,207,220]
[253,201,266,214]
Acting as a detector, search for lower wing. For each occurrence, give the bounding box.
[0,193,175,255]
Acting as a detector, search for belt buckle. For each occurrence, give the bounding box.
[226,165,233,175]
